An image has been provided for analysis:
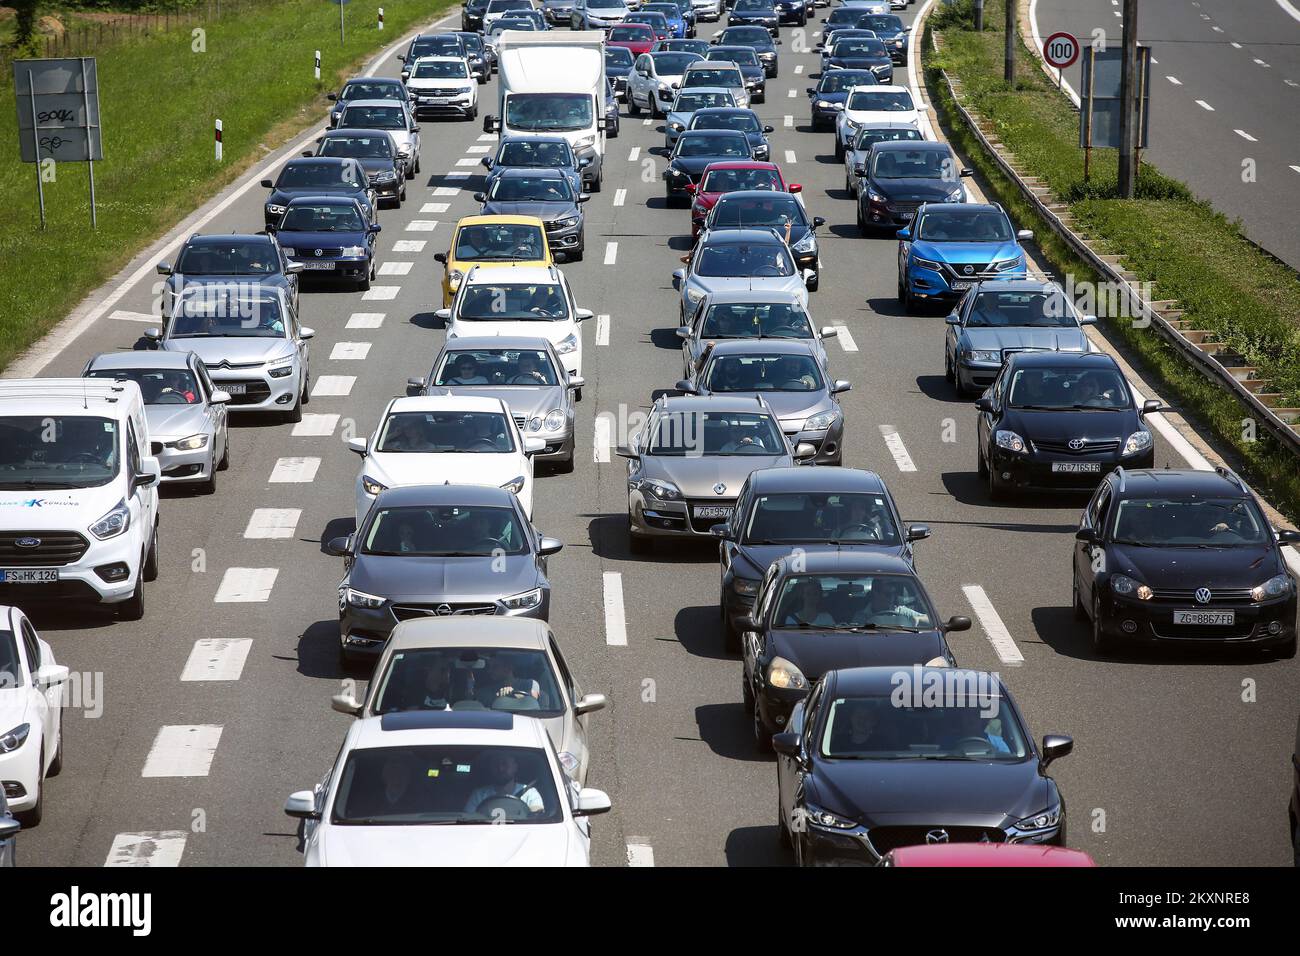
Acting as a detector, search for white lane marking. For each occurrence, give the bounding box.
[1196,99,1215,110]
[214,568,279,603]
[878,425,916,472]
[433,185,460,196]
[1290,165,1300,175]
[784,149,797,164]
[1254,58,1271,67]
[794,63,803,74]
[1231,41,1242,48]
[142,725,224,777]
[244,508,301,539]
[347,312,385,329]
[594,415,611,463]
[1276,0,1300,23]
[787,88,796,97]
[629,146,641,161]
[604,241,618,265]
[108,309,157,323]
[455,157,480,167]
[614,188,627,206]
[1212,25,1223,32]
[962,585,1026,666]
[784,114,793,127]
[833,325,858,352]
[596,313,611,345]
[406,220,438,231]
[1149,56,1157,64]
[813,30,821,37]
[467,144,491,153]
[603,572,628,646]
[311,375,356,396]
[362,286,400,300]
[292,414,339,437]
[105,832,187,867]
[478,133,498,141]
[1234,129,1258,141]
[269,456,321,483]
[181,639,253,681]
[1165,75,1182,85]
[421,202,450,213]
[392,239,426,252]
[643,117,652,126]
[445,171,471,180]
[330,342,372,360]
[626,841,655,866]
[379,261,413,275]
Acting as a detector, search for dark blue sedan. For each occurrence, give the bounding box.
[272,196,381,291]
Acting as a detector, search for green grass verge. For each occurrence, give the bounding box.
[925,0,1300,521]
[0,0,454,372]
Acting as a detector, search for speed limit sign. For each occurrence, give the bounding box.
[1043,32,1080,70]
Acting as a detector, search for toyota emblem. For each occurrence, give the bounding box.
[1068,438,1086,451]
[962,264,975,275]
[435,604,453,616]
[14,537,40,548]
[925,829,949,844]
[1195,588,1212,605]
[713,482,727,495]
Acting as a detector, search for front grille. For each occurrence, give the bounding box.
[1148,587,1254,604]
[1033,438,1121,455]
[513,414,528,428]
[1150,622,1259,641]
[942,261,992,280]
[293,247,343,258]
[418,88,462,98]
[0,531,89,567]
[868,825,1006,857]
[391,602,498,621]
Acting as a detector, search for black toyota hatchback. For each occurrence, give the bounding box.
[1072,467,1299,657]
[976,351,1159,499]
[774,666,1073,866]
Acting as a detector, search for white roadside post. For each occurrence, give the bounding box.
[214,119,222,162]
[378,7,384,30]
[314,49,321,80]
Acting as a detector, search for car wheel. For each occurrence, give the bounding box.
[1091,596,1113,655]
[287,392,303,424]
[118,572,145,621]
[143,523,160,582]
[722,604,740,653]
[976,444,988,479]
[589,172,601,194]
[741,666,755,712]
[218,431,230,470]
[1072,571,1087,622]
[358,266,371,292]
[399,183,407,203]
[987,459,1006,501]
[778,797,792,848]
[198,458,217,495]
[753,705,773,752]
[414,154,422,175]
[629,92,641,115]
[901,279,917,315]
[944,349,955,383]
[834,138,844,161]
[48,722,63,777]
[858,203,869,236]
[15,757,41,827]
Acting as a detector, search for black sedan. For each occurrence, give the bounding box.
[606,45,636,100]
[156,233,302,321]
[714,24,781,77]
[806,68,876,132]
[856,140,970,234]
[663,129,754,202]
[260,157,376,229]
[475,167,589,260]
[327,77,407,128]
[773,0,809,26]
[462,0,489,32]
[1072,466,1299,657]
[739,551,969,749]
[702,189,825,283]
[728,0,779,35]
[481,135,585,197]
[454,31,491,84]
[823,36,894,84]
[774,666,1073,866]
[688,107,773,162]
[272,196,381,290]
[311,129,406,207]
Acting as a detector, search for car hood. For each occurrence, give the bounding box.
[733,541,908,577]
[269,185,365,203]
[914,240,1020,265]
[145,404,210,440]
[366,452,526,490]
[814,90,851,105]
[1108,542,1281,591]
[672,155,743,175]
[648,453,791,498]
[408,78,474,91]
[169,272,287,291]
[165,336,295,367]
[0,482,124,532]
[356,157,400,175]
[769,628,949,680]
[0,690,30,730]
[316,821,575,867]
[1002,407,1133,446]
[707,389,829,423]
[481,201,577,223]
[691,274,808,301]
[349,553,540,602]
[962,326,1089,354]
[735,64,765,81]
[844,108,918,128]
[830,56,891,70]
[448,321,573,349]
[871,177,960,203]
[276,228,369,248]
[428,386,563,421]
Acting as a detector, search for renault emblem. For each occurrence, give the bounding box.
[925,829,949,844]
[1195,588,1212,604]
[713,482,727,495]
[1068,438,1086,451]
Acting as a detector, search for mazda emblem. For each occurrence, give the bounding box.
[14,537,40,548]
[925,829,949,844]
[713,482,727,495]
[435,604,453,616]
[1068,438,1086,451]
[1195,588,1212,605]
[962,264,974,275]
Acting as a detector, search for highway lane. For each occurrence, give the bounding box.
[11,3,1299,867]
[1033,0,1300,268]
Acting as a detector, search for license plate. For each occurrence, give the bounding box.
[950,280,975,291]
[1051,461,1102,473]
[221,383,247,395]
[1172,609,1234,626]
[694,505,733,520]
[303,260,336,270]
[0,569,59,584]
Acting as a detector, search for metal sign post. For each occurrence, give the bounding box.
[27,70,46,229]
[14,57,103,229]
[1079,44,1151,186]
[80,58,96,228]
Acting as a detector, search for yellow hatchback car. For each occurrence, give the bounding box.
[435,215,554,306]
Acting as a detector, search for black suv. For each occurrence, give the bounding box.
[1072,467,1299,656]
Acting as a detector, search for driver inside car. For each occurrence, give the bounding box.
[864,578,928,628]
[463,752,544,815]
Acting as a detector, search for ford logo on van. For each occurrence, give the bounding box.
[15,537,41,548]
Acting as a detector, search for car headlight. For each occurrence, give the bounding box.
[733,577,758,596]
[341,245,367,257]
[669,121,685,131]
[994,429,1026,453]
[90,499,131,540]
[501,587,543,611]
[373,170,398,183]
[544,408,566,432]
[639,478,682,501]
[815,99,833,107]
[1252,574,1292,602]
[924,656,950,667]
[994,255,1024,272]
[684,285,706,304]
[947,187,965,202]
[792,231,816,253]
[556,333,579,355]
[501,475,527,495]
[553,216,580,229]
[1016,805,1062,832]
[557,751,580,777]
[361,475,388,496]
[448,269,464,287]
[280,247,297,257]
[804,803,858,830]
[767,656,807,690]
[268,362,296,378]
[1122,430,1153,456]
[397,145,412,156]
[804,410,838,431]
[343,586,386,609]
[968,349,1002,365]
[168,434,208,451]
[574,135,596,151]
[867,189,886,203]
[265,203,287,216]
[0,724,30,753]
[912,255,942,271]
[1110,573,1152,601]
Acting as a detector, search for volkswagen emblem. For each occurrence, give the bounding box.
[14,537,40,548]
[1195,588,1212,605]
[962,264,975,275]
[315,249,324,257]
[925,829,949,844]
[713,482,727,495]
[1068,438,1087,451]
[435,604,454,616]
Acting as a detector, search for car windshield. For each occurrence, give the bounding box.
[701,302,810,338]
[590,0,628,10]
[685,68,742,88]
[1111,497,1271,547]
[0,631,21,688]
[629,13,668,27]
[411,38,462,57]
[321,135,393,159]
[775,573,934,630]
[0,416,120,489]
[916,208,1013,242]
[341,82,403,101]
[648,410,784,455]
[175,242,278,275]
[820,694,1029,761]
[503,93,593,132]
[695,241,795,277]
[87,368,201,406]
[413,60,468,78]
[362,504,529,556]
[1006,366,1129,410]
[497,141,573,168]
[453,223,545,261]
[375,411,515,454]
[966,291,1078,329]
[341,105,406,129]
[734,0,771,10]
[847,89,914,111]
[373,647,566,718]
[820,71,874,93]
[457,283,569,320]
[488,0,530,10]
[827,8,862,24]
[858,13,903,33]
[701,167,781,193]
[652,52,700,74]
[170,294,286,338]
[708,48,759,66]
[871,147,954,180]
[610,25,654,40]
[490,18,536,34]
[330,745,562,825]
[277,162,359,188]
[280,203,365,232]
[645,4,680,16]
[704,353,824,392]
[836,38,887,56]
[489,176,573,202]
[712,196,805,228]
[434,348,559,386]
[743,492,901,545]
[677,134,750,158]
[674,91,735,111]
[853,126,922,149]
[693,111,761,133]
[606,47,635,68]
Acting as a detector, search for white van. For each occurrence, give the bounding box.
[0,379,161,620]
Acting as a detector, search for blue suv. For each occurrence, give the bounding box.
[896,202,1031,314]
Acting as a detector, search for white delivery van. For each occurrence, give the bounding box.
[485,30,610,192]
[0,379,161,621]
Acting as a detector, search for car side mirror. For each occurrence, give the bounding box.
[944,312,960,325]
[299,327,315,340]
[302,150,315,158]
[943,615,971,633]
[974,396,993,413]
[156,262,172,275]
[574,787,612,816]
[671,268,685,290]
[144,327,163,342]
[210,390,232,405]
[406,376,426,393]
[1074,528,1100,544]
[483,114,500,133]
[813,216,826,228]
[538,536,564,556]
[684,182,697,194]
[831,380,851,394]
[615,444,639,460]
[1041,734,1073,767]
[579,156,593,167]
[575,693,608,716]
[820,326,838,338]
[793,442,816,462]
[346,437,368,456]
[763,125,774,133]
[1277,529,1300,544]
[434,252,448,264]
[568,375,586,389]
[35,663,70,687]
[788,183,802,193]
[331,693,363,716]
[897,226,911,240]
[284,791,320,820]
[709,523,731,539]
[0,817,20,839]
[324,535,353,557]
[133,458,161,491]
[961,167,973,177]
[675,379,698,393]
[1141,399,1162,415]
[435,308,452,320]
[801,269,816,286]
[805,86,816,95]
[1079,314,1098,325]
[1016,229,1034,240]
[327,92,338,101]
[578,193,591,203]
[771,732,800,757]
[286,261,306,274]
[906,523,931,542]
[473,192,487,203]
[481,156,493,167]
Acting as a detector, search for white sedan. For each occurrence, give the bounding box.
[285,711,612,866]
[835,85,921,159]
[349,395,544,524]
[0,606,69,825]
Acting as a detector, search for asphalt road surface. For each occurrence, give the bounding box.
[13,2,1299,867]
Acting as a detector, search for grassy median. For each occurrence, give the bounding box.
[0,0,454,372]
[925,0,1300,520]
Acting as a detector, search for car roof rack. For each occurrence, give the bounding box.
[1114,466,1126,494]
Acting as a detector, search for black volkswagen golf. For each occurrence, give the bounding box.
[1072,467,1299,657]
[774,666,1073,866]
[976,351,1159,499]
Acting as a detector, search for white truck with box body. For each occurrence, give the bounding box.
[484,30,610,192]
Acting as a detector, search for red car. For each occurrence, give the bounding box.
[879,844,1097,867]
[685,160,802,237]
[625,12,673,41]
[607,24,657,57]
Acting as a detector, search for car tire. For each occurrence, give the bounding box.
[399,182,407,203]
[753,706,773,752]
[118,573,145,621]
[287,392,303,424]
[414,154,422,175]
[722,605,740,653]
[143,523,160,582]
[834,137,845,161]
[48,723,63,777]
[944,349,956,383]
[1072,572,1088,622]
[301,368,311,406]
[629,92,642,116]
[987,460,1006,501]
[977,444,989,479]
[1091,596,1113,655]
[858,203,869,236]
[629,519,652,555]
[218,432,231,471]
[778,798,792,848]
[15,757,41,827]
[741,667,755,713]
[198,459,217,495]
[358,267,371,292]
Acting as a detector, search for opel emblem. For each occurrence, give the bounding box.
[435,603,453,616]
[925,829,949,844]
[713,482,727,495]
[962,264,974,275]
[1068,438,1086,451]
[1195,588,1212,605]
[14,537,40,548]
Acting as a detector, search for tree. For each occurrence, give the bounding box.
[12,1,42,55]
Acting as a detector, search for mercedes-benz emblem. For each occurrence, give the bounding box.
[713,482,727,495]
[315,248,324,257]
[1068,438,1087,451]
[962,264,975,275]
[435,604,454,616]
[925,829,949,844]
[1195,588,1212,605]
[14,537,40,548]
